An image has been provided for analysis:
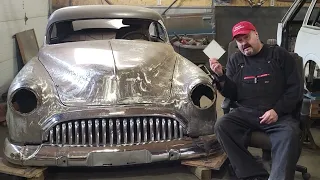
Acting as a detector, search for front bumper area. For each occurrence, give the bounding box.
[4,135,221,167]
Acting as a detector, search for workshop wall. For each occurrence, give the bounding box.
[0,0,49,95]
[227,0,293,7]
[214,5,310,67]
[53,0,213,8]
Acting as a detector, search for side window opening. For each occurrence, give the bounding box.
[50,24,57,39]
[157,23,167,42]
[148,21,167,42]
[149,22,157,37]
[307,1,320,27]
[280,1,317,51]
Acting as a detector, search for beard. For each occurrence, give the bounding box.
[241,44,254,56]
[241,43,252,52]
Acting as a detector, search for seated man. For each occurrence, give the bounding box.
[209,21,303,180]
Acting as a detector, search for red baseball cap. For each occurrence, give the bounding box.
[232,21,256,39]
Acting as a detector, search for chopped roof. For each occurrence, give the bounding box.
[47,5,163,29]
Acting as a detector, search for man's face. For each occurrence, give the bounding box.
[234,31,261,56]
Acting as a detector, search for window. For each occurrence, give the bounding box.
[157,23,167,42]
[47,18,168,44]
[307,0,320,27]
[50,24,57,39]
[148,21,168,42]
[72,19,128,31]
[149,22,157,37]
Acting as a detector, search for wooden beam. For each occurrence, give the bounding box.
[182,152,227,170]
[188,166,212,180]
[0,158,46,180]
[182,153,227,180]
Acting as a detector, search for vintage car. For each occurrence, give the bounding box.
[4,5,220,167]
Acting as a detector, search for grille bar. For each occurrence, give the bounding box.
[68,122,72,145]
[75,121,79,144]
[46,117,184,146]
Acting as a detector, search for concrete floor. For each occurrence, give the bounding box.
[0,93,320,180]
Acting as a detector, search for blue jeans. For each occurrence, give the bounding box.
[214,106,301,180]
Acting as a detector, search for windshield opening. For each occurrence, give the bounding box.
[47,18,168,44]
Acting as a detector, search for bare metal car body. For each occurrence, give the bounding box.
[4,5,220,167]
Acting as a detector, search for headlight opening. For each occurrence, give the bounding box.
[190,84,216,109]
[10,88,39,114]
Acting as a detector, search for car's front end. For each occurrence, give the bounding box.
[4,39,221,167]
[5,105,220,167]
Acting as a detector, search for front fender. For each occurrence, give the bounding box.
[6,57,61,144]
[170,55,217,137]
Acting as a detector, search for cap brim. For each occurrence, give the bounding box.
[232,30,251,40]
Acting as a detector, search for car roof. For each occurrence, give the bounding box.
[47,5,163,28]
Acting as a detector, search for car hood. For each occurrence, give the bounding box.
[38,40,176,106]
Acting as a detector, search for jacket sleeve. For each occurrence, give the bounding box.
[273,49,304,116]
[216,55,238,101]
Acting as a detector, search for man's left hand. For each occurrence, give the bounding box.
[259,109,278,124]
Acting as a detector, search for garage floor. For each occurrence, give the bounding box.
[0,93,319,180]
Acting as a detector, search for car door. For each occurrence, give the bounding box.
[294,0,320,92]
[277,0,307,50]
[295,0,320,64]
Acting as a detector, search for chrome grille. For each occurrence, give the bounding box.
[45,117,184,146]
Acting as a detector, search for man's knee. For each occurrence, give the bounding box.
[273,122,300,146]
[283,127,300,144]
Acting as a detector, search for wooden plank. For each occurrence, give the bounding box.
[15,29,39,65]
[181,152,227,170]
[188,166,211,180]
[309,109,320,118]
[309,100,320,118]
[182,153,227,180]
[28,173,45,180]
[0,103,6,124]
[310,101,320,106]
[0,158,46,179]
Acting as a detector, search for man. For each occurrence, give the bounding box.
[210,21,303,180]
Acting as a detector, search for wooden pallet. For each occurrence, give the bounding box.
[0,158,46,180]
[310,100,320,118]
[181,152,228,180]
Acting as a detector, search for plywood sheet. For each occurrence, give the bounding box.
[15,29,39,65]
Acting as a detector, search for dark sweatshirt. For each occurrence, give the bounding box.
[218,44,304,117]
